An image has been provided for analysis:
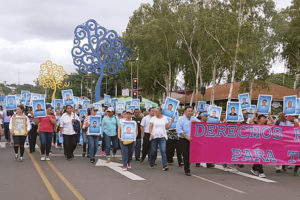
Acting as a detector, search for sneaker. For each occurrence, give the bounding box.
[250,169,259,176]
[18,157,23,162]
[112,156,116,162]
[140,158,145,163]
[46,156,50,161]
[127,163,131,169]
[106,158,111,163]
[90,159,95,163]
[162,166,169,171]
[122,167,128,171]
[14,154,19,161]
[41,155,46,161]
[196,163,200,167]
[259,173,266,178]
[150,165,154,169]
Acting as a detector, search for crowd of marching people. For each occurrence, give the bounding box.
[0,101,299,177]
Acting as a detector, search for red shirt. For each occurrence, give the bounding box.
[39,115,56,133]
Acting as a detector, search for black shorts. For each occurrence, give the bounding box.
[13,136,26,145]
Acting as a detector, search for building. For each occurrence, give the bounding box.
[177,82,299,110]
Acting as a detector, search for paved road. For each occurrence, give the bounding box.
[1,139,300,200]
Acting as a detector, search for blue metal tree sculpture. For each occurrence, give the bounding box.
[71,19,132,102]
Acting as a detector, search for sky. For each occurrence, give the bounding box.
[0,0,292,85]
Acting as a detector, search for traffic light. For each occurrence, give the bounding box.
[133,78,138,90]
[133,90,138,99]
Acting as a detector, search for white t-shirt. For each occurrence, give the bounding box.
[150,116,168,139]
[60,113,79,135]
[141,115,152,133]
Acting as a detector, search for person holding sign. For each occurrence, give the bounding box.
[59,105,80,160]
[9,105,31,162]
[176,106,200,176]
[249,111,274,178]
[118,110,137,171]
[35,105,57,161]
[83,107,101,163]
[149,108,174,171]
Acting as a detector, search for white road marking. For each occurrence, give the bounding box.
[192,174,246,194]
[199,163,277,183]
[0,142,5,148]
[95,159,145,181]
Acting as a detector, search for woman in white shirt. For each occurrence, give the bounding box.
[149,108,174,171]
[59,105,79,160]
[9,105,31,162]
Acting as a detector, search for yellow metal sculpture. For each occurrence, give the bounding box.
[38,60,70,100]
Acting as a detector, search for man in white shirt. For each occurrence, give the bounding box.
[140,107,155,162]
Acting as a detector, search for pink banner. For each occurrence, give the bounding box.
[190,122,300,165]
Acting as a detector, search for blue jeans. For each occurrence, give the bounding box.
[120,141,135,167]
[104,133,118,156]
[81,130,88,144]
[39,132,53,156]
[135,138,142,159]
[87,135,99,159]
[150,137,167,167]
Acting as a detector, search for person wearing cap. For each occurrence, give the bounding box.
[176,106,200,176]
[118,110,137,171]
[83,107,100,163]
[60,105,80,160]
[249,110,274,178]
[35,104,57,161]
[102,107,119,163]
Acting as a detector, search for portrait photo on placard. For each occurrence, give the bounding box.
[21,90,30,103]
[54,99,63,111]
[121,121,136,141]
[128,105,135,114]
[238,93,251,109]
[125,100,131,109]
[238,105,244,122]
[111,98,118,110]
[226,102,239,122]
[283,95,297,115]
[145,101,153,111]
[33,99,46,117]
[6,95,17,110]
[62,89,74,106]
[82,100,90,110]
[88,116,101,135]
[104,94,111,107]
[207,106,222,123]
[197,101,206,113]
[94,104,103,116]
[247,105,256,119]
[74,97,79,109]
[117,102,125,114]
[15,94,22,106]
[79,109,87,121]
[162,97,179,118]
[131,99,140,110]
[257,95,272,115]
[296,98,300,115]
[25,93,32,106]
[31,93,41,101]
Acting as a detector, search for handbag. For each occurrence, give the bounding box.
[123,140,134,145]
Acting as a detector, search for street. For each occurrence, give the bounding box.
[1,139,300,200]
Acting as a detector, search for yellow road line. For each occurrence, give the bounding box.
[47,161,85,200]
[26,149,61,200]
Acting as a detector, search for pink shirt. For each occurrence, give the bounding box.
[39,115,56,133]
